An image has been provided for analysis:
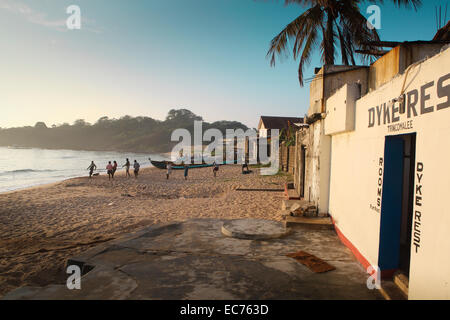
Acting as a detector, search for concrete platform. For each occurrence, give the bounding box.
[3,219,382,300]
[379,281,407,300]
[284,216,334,229]
[221,219,291,240]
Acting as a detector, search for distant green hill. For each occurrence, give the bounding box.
[0,109,249,153]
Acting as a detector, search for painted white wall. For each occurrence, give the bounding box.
[325,83,360,135]
[259,123,268,138]
[326,46,450,299]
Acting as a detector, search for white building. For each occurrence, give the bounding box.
[295,42,450,299]
[257,116,304,138]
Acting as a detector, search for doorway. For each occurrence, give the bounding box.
[378,133,416,278]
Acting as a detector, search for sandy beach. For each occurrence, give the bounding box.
[0,165,289,297]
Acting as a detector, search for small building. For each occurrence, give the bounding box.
[294,40,450,299]
[295,64,370,213]
[257,116,303,138]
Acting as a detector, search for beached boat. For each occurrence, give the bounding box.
[149,158,214,170]
[149,158,237,170]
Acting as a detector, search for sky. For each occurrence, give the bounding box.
[0,0,447,129]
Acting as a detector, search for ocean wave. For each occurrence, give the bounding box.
[0,169,57,176]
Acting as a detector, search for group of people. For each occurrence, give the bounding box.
[86,158,251,181]
[87,158,140,180]
[165,162,190,180]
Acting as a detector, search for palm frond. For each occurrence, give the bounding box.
[338,1,380,63]
[370,0,422,11]
[267,4,323,67]
[298,26,319,85]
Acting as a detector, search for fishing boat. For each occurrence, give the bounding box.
[149,158,214,170]
[149,158,237,170]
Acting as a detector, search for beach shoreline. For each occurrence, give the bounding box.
[0,146,164,194]
[0,165,289,297]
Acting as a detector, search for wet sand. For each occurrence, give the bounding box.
[0,165,289,297]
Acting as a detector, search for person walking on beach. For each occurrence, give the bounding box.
[184,164,189,180]
[133,160,140,179]
[87,161,97,178]
[242,159,249,174]
[106,161,114,180]
[122,158,131,178]
[213,161,219,178]
[112,161,118,178]
[166,162,172,180]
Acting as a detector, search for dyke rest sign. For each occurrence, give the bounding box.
[367,73,450,131]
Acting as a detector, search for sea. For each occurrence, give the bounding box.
[0,147,165,193]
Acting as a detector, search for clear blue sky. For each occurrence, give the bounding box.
[0,0,446,129]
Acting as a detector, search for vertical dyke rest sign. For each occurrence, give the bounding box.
[367,73,450,132]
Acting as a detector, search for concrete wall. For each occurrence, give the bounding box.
[309,65,368,116]
[369,43,445,92]
[300,66,369,214]
[324,66,369,101]
[369,46,401,91]
[327,45,450,299]
[325,83,361,135]
[309,68,325,115]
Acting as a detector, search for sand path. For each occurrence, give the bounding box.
[0,165,289,297]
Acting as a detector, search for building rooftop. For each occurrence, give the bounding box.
[258,116,304,130]
[433,21,450,41]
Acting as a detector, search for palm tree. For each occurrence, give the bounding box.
[268,0,422,86]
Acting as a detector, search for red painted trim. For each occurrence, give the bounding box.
[331,216,399,281]
[330,216,372,273]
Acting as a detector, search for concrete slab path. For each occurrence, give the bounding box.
[3,219,382,300]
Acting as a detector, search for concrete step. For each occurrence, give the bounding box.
[379,280,408,300]
[284,216,333,229]
[394,272,409,297]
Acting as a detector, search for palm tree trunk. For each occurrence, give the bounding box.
[324,8,335,65]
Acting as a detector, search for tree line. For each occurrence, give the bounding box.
[0,109,249,153]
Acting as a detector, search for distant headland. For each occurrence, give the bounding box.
[0,109,249,153]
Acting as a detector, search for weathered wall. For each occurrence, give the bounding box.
[369,46,401,91]
[324,66,369,101]
[296,120,331,215]
[300,66,369,214]
[288,146,295,174]
[309,68,324,115]
[280,142,288,172]
[294,129,309,197]
[369,43,445,92]
[280,143,296,173]
[327,45,450,299]
[325,83,361,135]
